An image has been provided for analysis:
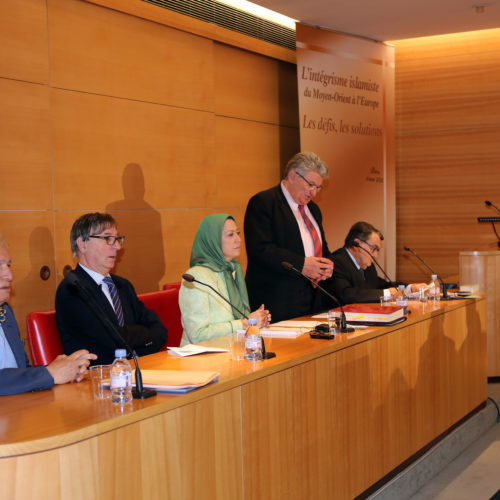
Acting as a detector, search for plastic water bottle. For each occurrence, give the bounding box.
[110,349,132,405]
[429,274,441,302]
[395,284,409,314]
[245,318,262,361]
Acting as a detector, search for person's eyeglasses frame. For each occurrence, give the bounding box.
[295,170,323,192]
[88,235,125,246]
[360,239,380,255]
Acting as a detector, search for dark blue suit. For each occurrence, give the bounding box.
[0,304,54,396]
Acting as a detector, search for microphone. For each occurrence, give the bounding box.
[485,200,500,213]
[281,262,354,333]
[352,241,395,288]
[66,272,156,399]
[403,246,450,300]
[182,273,276,359]
[484,201,500,246]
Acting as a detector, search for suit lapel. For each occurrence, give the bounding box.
[274,186,306,255]
[75,266,120,326]
[2,304,28,368]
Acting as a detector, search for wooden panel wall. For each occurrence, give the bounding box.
[0,0,299,346]
[392,29,500,284]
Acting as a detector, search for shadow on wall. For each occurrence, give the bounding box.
[12,226,56,313]
[106,163,165,293]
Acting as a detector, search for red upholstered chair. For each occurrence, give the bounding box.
[26,310,64,366]
[162,282,181,292]
[139,288,183,348]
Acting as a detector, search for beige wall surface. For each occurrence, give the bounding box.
[0,0,299,348]
[392,29,500,284]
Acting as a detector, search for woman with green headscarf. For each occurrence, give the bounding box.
[179,214,271,345]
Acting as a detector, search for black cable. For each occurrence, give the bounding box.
[487,396,500,422]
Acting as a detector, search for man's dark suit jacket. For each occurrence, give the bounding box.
[244,184,333,322]
[0,304,54,395]
[330,247,396,304]
[55,265,167,365]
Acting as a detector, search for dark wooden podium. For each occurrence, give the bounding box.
[460,243,500,378]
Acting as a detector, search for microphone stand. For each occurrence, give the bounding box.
[403,246,451,300]
[485,200,500,248]
[182,274,276,359]
[67,272,156,399]
[280,262,354,333]
[352,242,396,288]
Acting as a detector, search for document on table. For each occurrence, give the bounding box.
[132,369,219,393]
[261,320,319,338]
[167,344,229,357]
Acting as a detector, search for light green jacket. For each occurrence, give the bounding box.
[179,266,244,346]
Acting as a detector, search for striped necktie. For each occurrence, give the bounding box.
[102,276,124,327]
[298,205,322,258]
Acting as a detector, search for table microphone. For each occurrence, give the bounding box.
[352,241,395,288]
[280,262,354,333]
[182,273,276,359]
[485,200,500,214]
[66,272,156,399]
[403,246,450,300]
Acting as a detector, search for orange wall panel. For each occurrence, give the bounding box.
[0,0,48,83]
[48,0,214,111]
[51,89,216,210]
[0,79,52,210]
[393,29,500,283]
[215,42,298,126]
[0,212,57,344]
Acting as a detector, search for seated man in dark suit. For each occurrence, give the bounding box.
[0,236,95,396]
[244,152,334,322]
[55,213,167,365]
[331,221,425,304]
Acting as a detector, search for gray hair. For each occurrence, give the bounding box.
[70,212,117,256]
[283,152,329,179]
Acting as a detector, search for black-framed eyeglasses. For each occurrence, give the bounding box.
[295,171,323,192]
[361,240,380,254]
[88,235,125,246]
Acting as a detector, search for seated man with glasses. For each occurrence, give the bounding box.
[330,221,425,304]
[55,212,167,365]
[244,152,334,322]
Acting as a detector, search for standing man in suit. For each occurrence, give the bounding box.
[55,213,167,365]
[0,236,95,396]
[331,221,425,304]
[244,152,334,322]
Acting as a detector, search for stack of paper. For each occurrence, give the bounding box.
[237,320,314,338]
[133,369,219,393]
[167,344,228,357]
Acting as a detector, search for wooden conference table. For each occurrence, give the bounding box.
[0,297,487,500]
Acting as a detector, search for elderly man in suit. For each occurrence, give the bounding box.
[331,221,425,304]
[244,152,334,322]
[55,212,167,365]
[0,236,95,396]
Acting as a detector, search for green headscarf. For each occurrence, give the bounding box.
[189,214,250,319]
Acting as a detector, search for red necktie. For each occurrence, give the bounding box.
[298,205,322,258]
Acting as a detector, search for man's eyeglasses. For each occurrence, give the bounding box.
[361,240,380,254]
[295,171,323,192]
[88,235,125,246]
